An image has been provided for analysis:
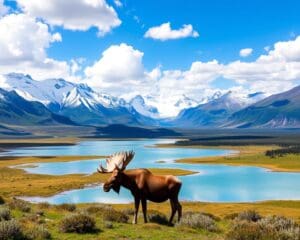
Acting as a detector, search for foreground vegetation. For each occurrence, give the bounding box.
[0,198,299,240]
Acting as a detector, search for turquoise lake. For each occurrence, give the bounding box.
[5,139,300,204]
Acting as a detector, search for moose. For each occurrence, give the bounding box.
[97,151,182,224]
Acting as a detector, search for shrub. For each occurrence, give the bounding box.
[259,215,297,231]
[9,199,31,213]
[22,213,45,224]
[122,208,135,216]
[0,196,5,205]
[59,213,96,233]
[0,207,11,221]
[56,203,76,212]
[259,215,300,239]
[226,215,300,240]
[237,210,261,222]
[226,221,264,240]
[85,204,113,215]
[0,219,23,240]
[25,225,51,240]
[102,209,129,223]
[176,212,218,232]
[148,210,168,225]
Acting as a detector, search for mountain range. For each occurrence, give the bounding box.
[0,73,300,130]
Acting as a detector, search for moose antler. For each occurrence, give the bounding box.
[97,151,135,173]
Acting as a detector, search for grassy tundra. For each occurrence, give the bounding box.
[0,135,299,239]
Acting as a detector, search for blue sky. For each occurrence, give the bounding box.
[1,0,300,116]
[46,0,300,68]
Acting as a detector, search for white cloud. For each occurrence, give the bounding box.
[239,48,253,57]
[16,0,121,36]
[51,32,62,42]
[144,22,199,41]
[83,36,300,116]
[84,43,150,94]
[0,0,8,16]
[0,13,71,80]
[226,36,300,84]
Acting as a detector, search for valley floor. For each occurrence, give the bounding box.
[0,137,299,239]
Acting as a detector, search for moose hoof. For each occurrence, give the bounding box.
[132,220,137,224]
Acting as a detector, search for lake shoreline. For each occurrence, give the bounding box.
[156,143,300,172]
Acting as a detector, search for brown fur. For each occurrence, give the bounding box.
[103,168,182,224]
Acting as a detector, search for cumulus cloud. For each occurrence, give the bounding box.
[84,43,151,95]
[83,36,300,116]
[0,0,8,16]
[226,37,300,85]
[239,48,253,57]
[16,0,121,36]
[0,13,71,80]
[144,22,199,41]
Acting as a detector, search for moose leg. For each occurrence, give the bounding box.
[168,199,177,224]
[176,201,182,222]
[133,196,140,224]
[141,198,148,223]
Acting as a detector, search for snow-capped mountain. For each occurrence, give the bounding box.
[174,94,199,110]
[0,87,74,126]
[0,73,145,125]
[129,95,159,119]
[225,86,300,128]
[168,90,267,128]
[2,73,126,111]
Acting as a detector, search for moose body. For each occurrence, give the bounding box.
[98,152,182,224]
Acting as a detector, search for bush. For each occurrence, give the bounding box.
[22,213,45,224]
[122,208,135,216]
[148,210,168,225]
[226,215,300,240]
[102,209,129,223]
[0,219,23,240]
[56,203,76,212]
[0,196,5,205]
[226,221,264,240]
[9,199,31,213]
[176,212,218,232]
[85,205,128,223]
[259,215,300,239]
[85,204,113,215]
[59,213,96,233]
[0,207,11,221]
[25,225,51,240]
[237,210,261,222]
[259,215,297,231]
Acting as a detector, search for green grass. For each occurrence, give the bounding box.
[3,200,299,240]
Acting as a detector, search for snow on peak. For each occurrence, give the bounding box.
[1,73,126,111]
[130,95,159,118]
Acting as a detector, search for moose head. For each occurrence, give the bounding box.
[97,151,134,194]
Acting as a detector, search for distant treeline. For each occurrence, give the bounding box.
[265,145,300,157]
